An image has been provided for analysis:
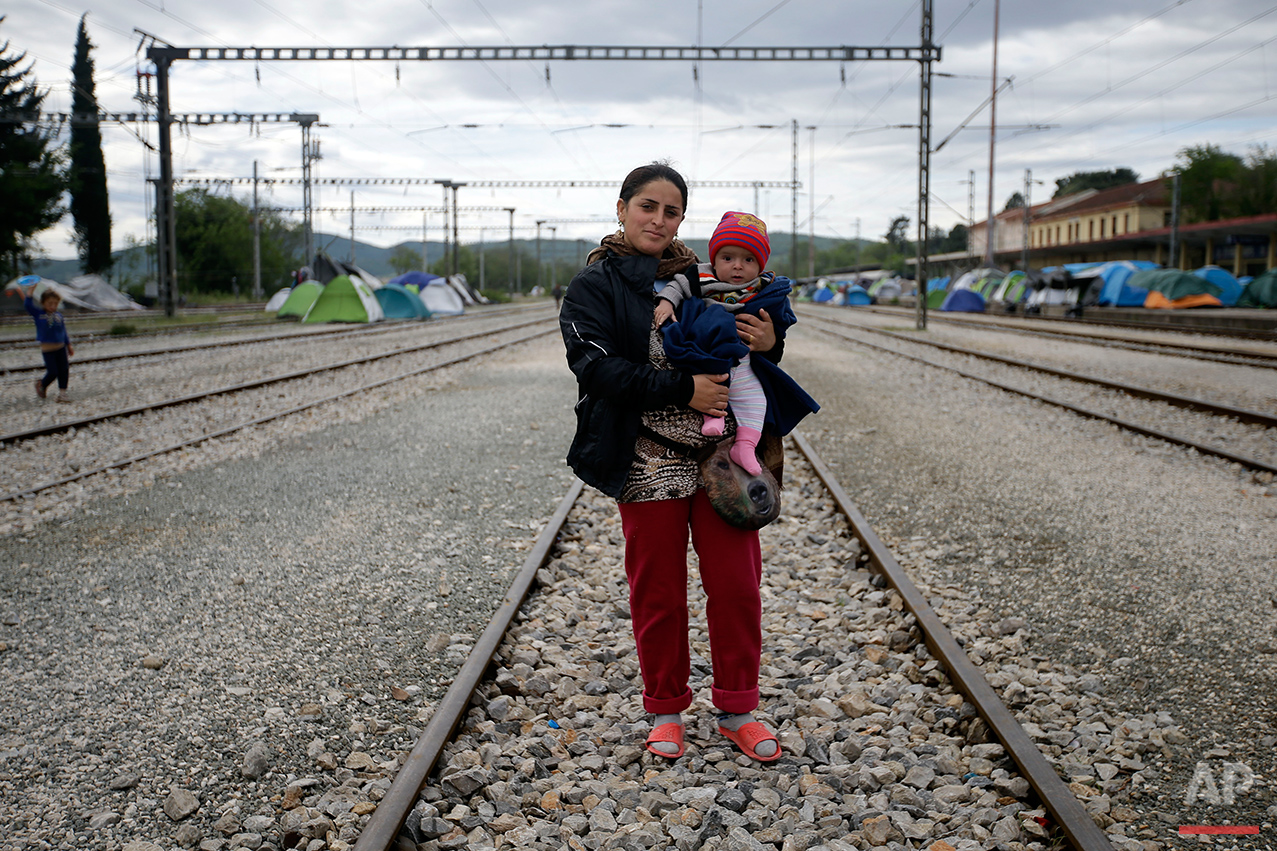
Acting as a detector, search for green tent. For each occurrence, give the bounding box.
[303,275,384,323]
[1239,270,1277,308]
[276,282,322,319]
[1128,269,1221,300]
[927,289,947,309]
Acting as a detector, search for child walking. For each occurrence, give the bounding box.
[23,281,75,403]
[655,211,817,474]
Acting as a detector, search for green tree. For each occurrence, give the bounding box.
[388,244,422,275]
[69,16,111,275]
[1052,167,1139,198]
[941,223,969,254]
[174,188,303,295]
[1002,191,1024,211]
[884,215,911,252]
[1236,145,1277,218]
[0,18,65,277]
[1173,144,1244,223]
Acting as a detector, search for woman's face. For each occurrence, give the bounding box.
[617,180,685,257]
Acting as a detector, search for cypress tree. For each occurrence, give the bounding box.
[0,16,65,277]
[69,15,111,274]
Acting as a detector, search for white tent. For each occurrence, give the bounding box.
[420,281,465,316]
[5,274,143,311]
[264,289,291,311]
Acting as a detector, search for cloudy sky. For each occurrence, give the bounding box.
[7,0,1277,262]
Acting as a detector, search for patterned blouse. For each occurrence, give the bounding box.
[618,322,735,503]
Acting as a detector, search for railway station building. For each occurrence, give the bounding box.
[931,178,1277,278]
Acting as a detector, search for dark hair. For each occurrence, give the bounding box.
[619,161,689,211]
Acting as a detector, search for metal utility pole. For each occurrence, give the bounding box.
[791,118,799,279]
[478,228,485,289]
[549,226,558,289]
[916,0,934,330]
[154,55,177,316]
[422,211,429,272]
[252,160,261,299]
[1021,169,1041,273]
[450,182,464,276]
[854,218,861,271]
[300,115,320,263]
[535,221,545,290]
[349,191,356,263]
[440,182,451,275]
[967,169,976,264]
[984,0,1000,270]
[808,125,816,280]
[505,208,516,295]
[1170,171,1181,269]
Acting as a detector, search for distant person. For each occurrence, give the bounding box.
[23,281,74,403]
[552,282,563,310]
[653,211,817,474]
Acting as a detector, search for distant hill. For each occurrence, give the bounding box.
[29,230,849,283]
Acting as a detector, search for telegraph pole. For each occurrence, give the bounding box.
[505,207,516,295]
[808,125,816,280]
[535,221,545,290]
[1170,171,1181,269]
[252,160,261,298]
[984,0,1000,269]
[916,0,934,330]
[791,119,799,279]
[154,55,177,316]
[450,182,464,276]
[349,191,356,263]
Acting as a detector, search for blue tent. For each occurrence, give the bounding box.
[374,283,430,319]
[1193,266,1242,306]
[940,288,986,313]
[844,284,871,306]
[811,285,834,303]
[1091,260,1160,306]
[927,275,951,292]
[390,271,443,290]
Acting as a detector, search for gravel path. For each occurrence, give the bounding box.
[784,326,1277,848]
[0,336,577,851]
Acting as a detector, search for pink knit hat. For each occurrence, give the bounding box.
[708,211,770,269]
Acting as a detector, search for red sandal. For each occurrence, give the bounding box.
[719,721,782,762]
[645,722,685,759]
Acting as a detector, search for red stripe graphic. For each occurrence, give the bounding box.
[1178,826,1261,835]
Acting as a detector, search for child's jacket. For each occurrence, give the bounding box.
[25,296,70,345]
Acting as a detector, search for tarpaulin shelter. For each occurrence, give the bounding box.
[940,288,986,312]
[276,281,323,319]
[389,271,442,291]
[5,274,143,312]
[419,281,465,316]
[302,275,384,323]
[1239,269,1277,307]
[374,283,430,319]
[1130,269,1223,309]
[1193,266,1243,306]
[1076,260,1159,307]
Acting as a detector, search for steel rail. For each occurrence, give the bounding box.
[857,303,1277,347]
[1,306,547,374]
[810,311,1277,427]
[789,431,1116,851]
[806,317,1277,476]
[0,317,553,446]
[350,434,1114,851]
[353,478,585,851]
[1,328,555,503]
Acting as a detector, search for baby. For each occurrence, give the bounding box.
[655,211,815,475]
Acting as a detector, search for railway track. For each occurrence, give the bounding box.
[802,310,1277,477]
[0,315,558,502]
[854,304,1277,368]
[342,433,1116,851]
[0,304,541,365]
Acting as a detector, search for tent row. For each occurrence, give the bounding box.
[266,254,490,323]
[811,262,1277,314]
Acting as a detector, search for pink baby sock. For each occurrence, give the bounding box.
[730,426,763,475]
[702,413,726,437]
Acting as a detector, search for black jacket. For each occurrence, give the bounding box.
[559,249,785,498]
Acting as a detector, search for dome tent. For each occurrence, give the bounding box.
[264,288,292,311]
[276,281,323,319]
[1239,269,1277,307]
[419,281,465,316]
[302,275,384,323]
[940,288,986,313]
[374,283,430,319]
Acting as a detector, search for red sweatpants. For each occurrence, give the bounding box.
[617,489,763,715]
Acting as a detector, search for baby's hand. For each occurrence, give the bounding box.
[654,300,676,326]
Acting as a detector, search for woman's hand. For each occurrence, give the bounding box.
[689,373,730,417]
[736,308,776,352]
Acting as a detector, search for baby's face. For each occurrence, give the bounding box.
[713,247,761,285]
